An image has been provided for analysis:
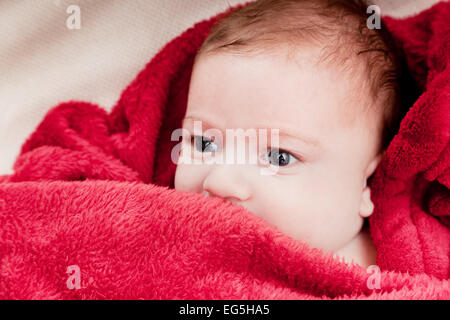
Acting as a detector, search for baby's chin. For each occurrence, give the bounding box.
[331,228,376,268]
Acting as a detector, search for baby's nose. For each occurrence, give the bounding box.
[202,165,251,203]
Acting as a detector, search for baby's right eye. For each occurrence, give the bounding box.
[191,135,218,153]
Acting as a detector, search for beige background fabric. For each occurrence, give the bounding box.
[0,0,442,174]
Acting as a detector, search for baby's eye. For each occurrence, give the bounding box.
[263,148,298,167]
[192,135,218,153]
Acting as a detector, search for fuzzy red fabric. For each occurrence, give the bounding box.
[0,3,449,299]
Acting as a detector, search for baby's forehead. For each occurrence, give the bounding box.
[192,49,378,131]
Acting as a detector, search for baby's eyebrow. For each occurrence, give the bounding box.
[181,116,217,129]
[276,130,320,148]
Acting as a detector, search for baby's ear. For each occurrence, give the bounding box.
[360,187,374,218]
[359,152,384,218]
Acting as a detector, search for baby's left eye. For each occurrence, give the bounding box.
[263,149,298,167]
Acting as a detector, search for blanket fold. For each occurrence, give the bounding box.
[0,2,448,299]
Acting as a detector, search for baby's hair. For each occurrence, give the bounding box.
[197,0,406,150]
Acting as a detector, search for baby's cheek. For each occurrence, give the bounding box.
[278,172,350,241]
[174,164,203,193]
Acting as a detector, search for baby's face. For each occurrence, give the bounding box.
[175,50,382,253]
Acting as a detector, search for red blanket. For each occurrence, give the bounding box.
[0,3,449,299]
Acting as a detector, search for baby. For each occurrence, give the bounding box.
[174,0,402,268]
